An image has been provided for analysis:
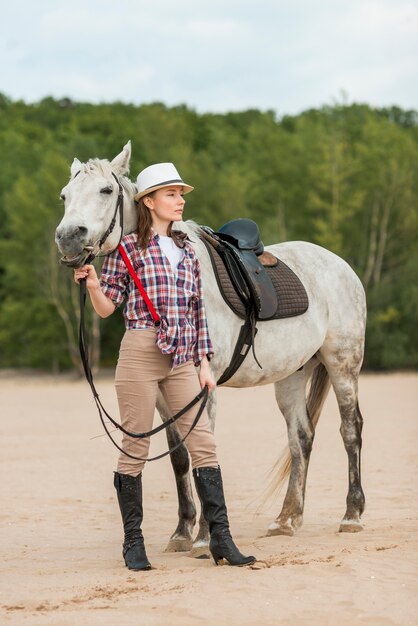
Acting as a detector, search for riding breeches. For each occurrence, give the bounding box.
[115,329,218,476]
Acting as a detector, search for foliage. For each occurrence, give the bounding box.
[0,95,416,371]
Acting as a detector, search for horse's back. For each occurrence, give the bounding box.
[267,240,366,337]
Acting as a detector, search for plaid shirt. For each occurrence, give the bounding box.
[100,230,214,369]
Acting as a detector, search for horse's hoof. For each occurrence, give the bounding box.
[267,516,302,537]
[267,524,295,537]
[339,519,364,533]
[164,537,193,552]
[189,540,211,559]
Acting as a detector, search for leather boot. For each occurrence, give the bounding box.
[193,466,256,566]
[114,472,151,571]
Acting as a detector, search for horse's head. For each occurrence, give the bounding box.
[55,141,136,268]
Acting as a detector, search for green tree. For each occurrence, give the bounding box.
[0,94,417,370]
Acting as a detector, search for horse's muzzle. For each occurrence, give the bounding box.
[59,249,92,268]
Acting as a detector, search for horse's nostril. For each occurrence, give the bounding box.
[75,226,88,238]
[55,225,88,245]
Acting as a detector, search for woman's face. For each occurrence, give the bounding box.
[145,186,186,226]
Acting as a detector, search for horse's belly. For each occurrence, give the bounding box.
[217,313,326,388]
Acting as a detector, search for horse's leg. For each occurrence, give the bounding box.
[156,392,196,553]
[189,500,210,558]
[268,364,316,536]
[323,352,365,532]
[189,388,217,558]
[164,425,197,551]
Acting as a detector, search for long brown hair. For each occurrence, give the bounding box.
[136,192,177,251]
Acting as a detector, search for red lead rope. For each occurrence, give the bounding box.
[117,244,161,326]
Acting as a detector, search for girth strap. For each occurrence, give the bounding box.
[216,316,258,386]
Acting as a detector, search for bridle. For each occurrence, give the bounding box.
[76,170,208,462]
[73,170,125,264]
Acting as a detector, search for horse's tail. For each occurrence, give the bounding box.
[262,363,331,504]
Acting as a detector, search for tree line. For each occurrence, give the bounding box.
[0,93,417,371]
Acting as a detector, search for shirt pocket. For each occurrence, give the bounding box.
[181,258,198,298]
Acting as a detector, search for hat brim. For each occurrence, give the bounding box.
[134,182,194,201]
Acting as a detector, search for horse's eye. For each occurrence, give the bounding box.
[60,194,66,201]
[100,186,113,194]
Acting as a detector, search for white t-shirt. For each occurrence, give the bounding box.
[158,235,184,273]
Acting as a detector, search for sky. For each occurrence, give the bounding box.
[1,0,417,117]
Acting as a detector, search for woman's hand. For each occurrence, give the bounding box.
[74,265,115,318]
[198,357,216,393]
[74,264,100,291]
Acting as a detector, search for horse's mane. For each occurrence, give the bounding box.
[73,158,137,197]
[175,219,204,239]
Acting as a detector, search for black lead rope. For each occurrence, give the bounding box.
[79,279,208,461]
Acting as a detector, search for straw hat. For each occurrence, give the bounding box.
[134,162,194,201]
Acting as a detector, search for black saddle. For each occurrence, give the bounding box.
[216,218,264,255]
[199,218,309,386]
[213,218,277,320]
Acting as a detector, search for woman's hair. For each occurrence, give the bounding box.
[136,191,179,250]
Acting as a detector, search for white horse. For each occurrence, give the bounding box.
[55,142,367,554]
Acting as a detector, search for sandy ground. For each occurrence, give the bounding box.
[1,371,417,626]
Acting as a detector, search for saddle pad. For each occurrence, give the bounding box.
[203,240,309,320]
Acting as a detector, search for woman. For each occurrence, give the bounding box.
[74,162,255,570]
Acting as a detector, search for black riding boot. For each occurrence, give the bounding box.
[193,466,256,566]
[114,472,151,571]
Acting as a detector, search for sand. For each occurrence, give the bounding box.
[1,371,417,626]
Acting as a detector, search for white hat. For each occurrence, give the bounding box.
[134,162,194,201]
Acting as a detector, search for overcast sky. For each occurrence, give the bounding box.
[1,0,417,116]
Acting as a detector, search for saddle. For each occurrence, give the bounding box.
[200,218,309,321]
[210,218,278,319]
[199,218,309,385]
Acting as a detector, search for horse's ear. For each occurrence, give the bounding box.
[70,158,81,178]
[110,141,131,175]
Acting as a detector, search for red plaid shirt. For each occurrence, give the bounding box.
[100,230,214,368]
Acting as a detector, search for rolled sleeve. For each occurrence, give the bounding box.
[192,257,214,366]
[100,248,129,308]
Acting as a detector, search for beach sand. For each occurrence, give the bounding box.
[1,372,417,625]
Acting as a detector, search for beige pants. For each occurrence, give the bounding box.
[115,329,218,476]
